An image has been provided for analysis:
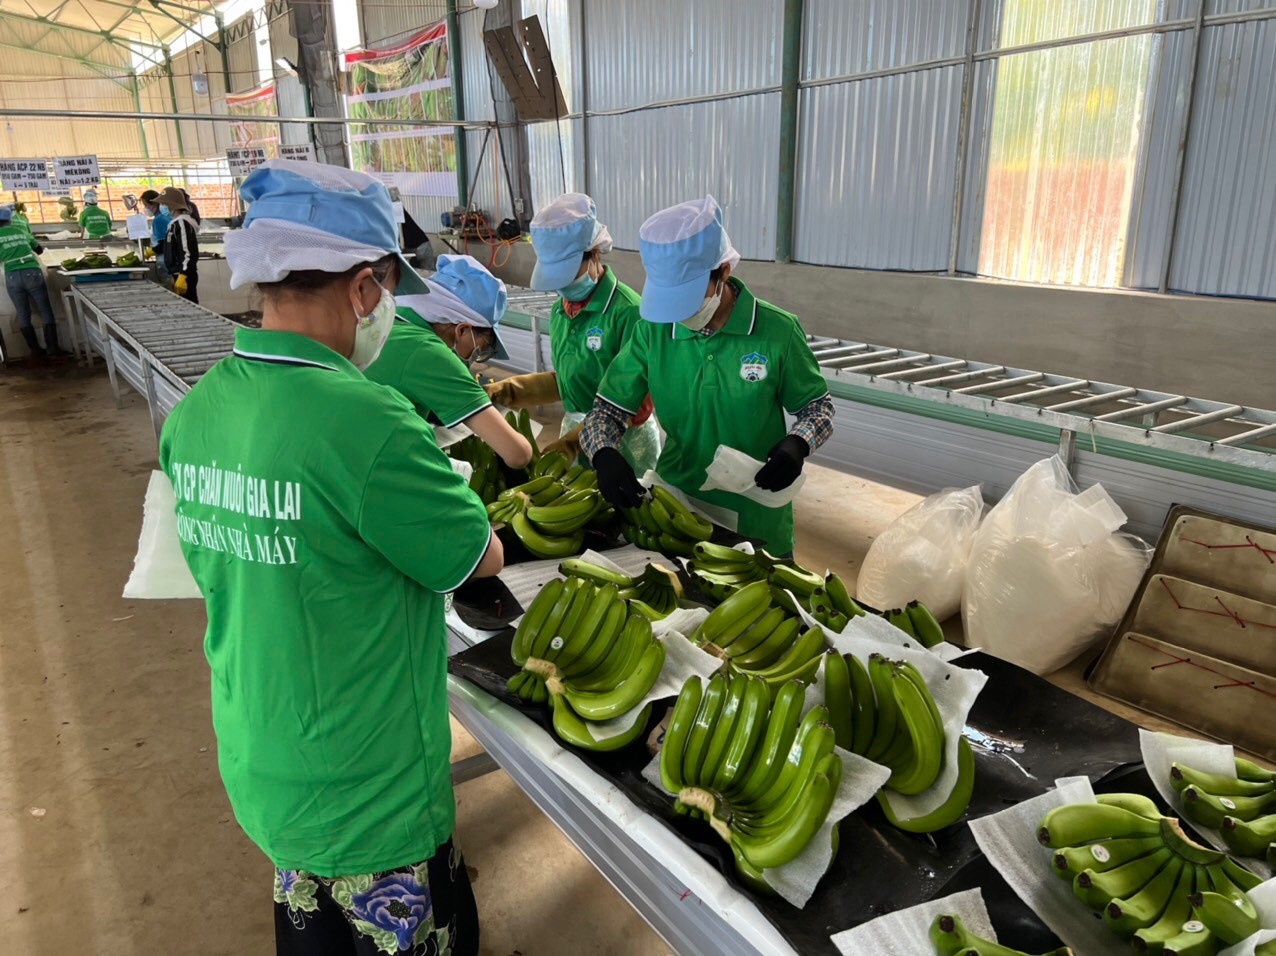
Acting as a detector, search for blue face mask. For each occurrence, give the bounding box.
[159,205,169,215]
[559,272,598,302]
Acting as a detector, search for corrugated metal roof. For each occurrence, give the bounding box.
[803,0,969,81]
[586,93,780,259]
[584,0,781,112]
[794,66,964,270]
[1169,17,1276,297]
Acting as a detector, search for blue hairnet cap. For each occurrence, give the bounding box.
[233,159,428,295]
[0,205,12,222]
[529,192,610,292]
[638,195,737,323]
[430,254,509,360]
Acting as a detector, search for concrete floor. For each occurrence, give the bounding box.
[0,362,1194,954]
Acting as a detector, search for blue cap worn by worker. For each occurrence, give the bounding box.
[528,192,613,293]
[0,205,12,222]
[397,254,509,360]
[638,195,741,323]
[223,159,428,296]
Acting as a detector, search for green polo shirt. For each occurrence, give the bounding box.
[11,212,33,242]
[158,327,492,875]
[597,278,829,552]
[0,223,40,272]
[78,205,111,239]
[364,311,492,428]
[549,266,642,414]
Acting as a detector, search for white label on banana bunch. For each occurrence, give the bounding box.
[827,616,988,820]
[830,888,996,956]
[1138,729,1272,879]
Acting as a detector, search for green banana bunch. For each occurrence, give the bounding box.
[530,449,571,480]
[558,557,633,589]
[1036,796,1265,947]
[929,913,1073,955]
[1180,784,1276,831]
[621,485,714,556]
[877,736,976,834]
[662,674,841,879]
[507,580,664,749]
[485,473,605,558]
[504,408,541,460]
[690,541,769,602]
[1169,759,1276,863]
[450,434,506,505]
[617,563,683,618]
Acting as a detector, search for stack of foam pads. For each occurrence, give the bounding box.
[1091,506,1276,760]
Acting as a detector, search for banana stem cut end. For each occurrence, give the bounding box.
[523,657,560,680]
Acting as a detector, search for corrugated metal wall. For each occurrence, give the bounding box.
[794,67,964,270]
[802,0,968,79]
[1168,16,1276,297]
[226,16,260,95]
[361,0,448,49]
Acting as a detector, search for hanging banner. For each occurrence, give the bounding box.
[0,159,51,191]
[278,143,316,163]
[53,155,100,186]
[343,21,458,198]
[226,147,269,177]
[227,82,280,157]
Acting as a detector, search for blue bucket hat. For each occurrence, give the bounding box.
[529,192,612,293]
[419,254,509,360]
[638,195,739,323]
[226,159,428,295]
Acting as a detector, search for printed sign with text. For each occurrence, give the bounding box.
[0,159,51,191]
[226,147,269,177]
[53,155,100,186]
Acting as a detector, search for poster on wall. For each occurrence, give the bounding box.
[227,82,280,158]
[227,147,269,177]
[342,21,458,198]
[0,159,51,191]
[279,143,316,163]
[53,155,100,186]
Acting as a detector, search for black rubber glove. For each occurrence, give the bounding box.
[754,435,810,491]
[592,447,645,510]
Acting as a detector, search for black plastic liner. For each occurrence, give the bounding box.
[449,631,1154,955]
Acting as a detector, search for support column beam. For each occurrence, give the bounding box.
[446,0,469,206]
[774,0,803,263]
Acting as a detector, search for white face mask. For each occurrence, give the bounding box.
[350,282,396,370]
[681,283,722,333]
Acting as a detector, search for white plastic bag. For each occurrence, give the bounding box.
[962,457,1151,675]
[856,485,984,621]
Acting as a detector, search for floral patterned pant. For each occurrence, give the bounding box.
[273,838,478,956]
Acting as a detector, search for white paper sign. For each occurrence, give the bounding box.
[226,147,268,177]
[53,155,100,186]
[43,184,72,198]
[0,159,50,191]
[279,143,315,162]
[126,213,151,240]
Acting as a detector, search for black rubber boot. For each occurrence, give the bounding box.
[20,325,45,357]
[43,323,71,357]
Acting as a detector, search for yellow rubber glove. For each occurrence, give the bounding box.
[174,274,188,295]
[540,422,583,463]
[143,245,156,259]
[483,372,559,409]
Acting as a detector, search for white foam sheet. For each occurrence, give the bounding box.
[831,888,996,956]
[448,675,799,955]
[640,654,890,908]
[827,616,988,820]
[123,471,201,600]
[1137,729,1274,876]
[449,458,473,481]
[700,444,806,508]
[969,776,1136,956]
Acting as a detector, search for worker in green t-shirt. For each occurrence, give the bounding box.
[159,160,497,955]
[484,193,659,469]
[11,201,33,242]
[77,187,111,240]
[582,196,836,555]
[366,253,533,467]
[0,204,66,358]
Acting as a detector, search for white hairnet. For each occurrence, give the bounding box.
[397,282,489,329]
[223,220,392,290]
[638,194,740,270]
[531,192,613,254]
